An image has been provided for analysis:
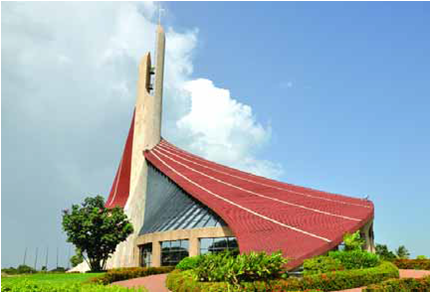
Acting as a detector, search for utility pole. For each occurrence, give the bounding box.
[45,246,49,271]
[67,245,71,269]
[23,247,27,265]
[56,247,59,269]
[34,247,38,271]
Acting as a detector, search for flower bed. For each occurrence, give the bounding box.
[166,261,399,292]
[362,275,430,292]
[90,266,174,285]
[392,259,430,270]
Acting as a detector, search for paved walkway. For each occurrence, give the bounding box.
[114,270,430,292]
[113,273,170,292]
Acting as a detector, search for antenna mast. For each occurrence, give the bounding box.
[23,247,27,265]
[34,247,39,271]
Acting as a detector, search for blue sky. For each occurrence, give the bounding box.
[2,1,429,268]
[165,1,430,256]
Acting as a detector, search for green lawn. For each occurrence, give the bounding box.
[1,272,103,286]
[1,273,145,292]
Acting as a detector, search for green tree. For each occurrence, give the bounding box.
[416,255,428,260]
[343,230,364,251]
[16,265,36,274]
[375,244,397,261]
[395,245,410,259]
[62,196,133,272]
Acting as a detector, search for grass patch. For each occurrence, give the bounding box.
[1,273,146,292]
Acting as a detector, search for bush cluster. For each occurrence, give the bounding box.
[90,266,174,285]
[392,259,430,270]
[329,250,380,270]
[303,250,380,275]
[176,255,203,270]
[1,265,37,275]
[189,250,287,285]
[303,255,345,275]
[363,275,430,292]
[167,261,399,292]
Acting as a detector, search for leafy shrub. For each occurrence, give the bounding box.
[167,261,399,292]
[90,266,174,285]
[303,255,344,275]
[192,250,288,285]
[176,255,203,270]
[343,231,364,251]
[392,259,430,270]
[328,250,380,270]
[363,275,430,292]
[416,255,428,260]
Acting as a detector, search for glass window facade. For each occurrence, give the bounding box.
[199,237,238,255]
[161,239,189,266]
[140,243,153,267]
[140,164,227,235]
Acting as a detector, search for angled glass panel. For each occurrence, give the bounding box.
[140,164,228,235]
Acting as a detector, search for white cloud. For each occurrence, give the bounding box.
[175,79,282,178]
[2,1,283,267]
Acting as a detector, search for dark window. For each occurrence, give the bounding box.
[199,237,238,255]
[160,239,189,266]
[140,243,153,267]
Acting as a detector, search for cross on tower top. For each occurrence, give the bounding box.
[158,6,165,26]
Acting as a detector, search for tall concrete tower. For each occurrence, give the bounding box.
[72,26,166,271]
[107,25,166,268]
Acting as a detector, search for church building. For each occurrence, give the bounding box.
[75,25,375,271]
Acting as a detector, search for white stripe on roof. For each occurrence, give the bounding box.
[150,150,331,243]
[154,148,360,222]
[158,142,371,209]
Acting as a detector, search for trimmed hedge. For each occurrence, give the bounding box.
[392,259,430,270]
[90,266,174,285]
[362,275,430,292]
[166,261,399,292]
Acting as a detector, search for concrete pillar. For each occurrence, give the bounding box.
[361,220,375,253]
[152,241,161,267]
[189,237,200,257]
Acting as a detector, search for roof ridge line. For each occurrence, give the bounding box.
[153,148,361,222]
[157,142,371,209]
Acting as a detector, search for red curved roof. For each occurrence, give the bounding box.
[144,139,374,268]
[105,111,135,209]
